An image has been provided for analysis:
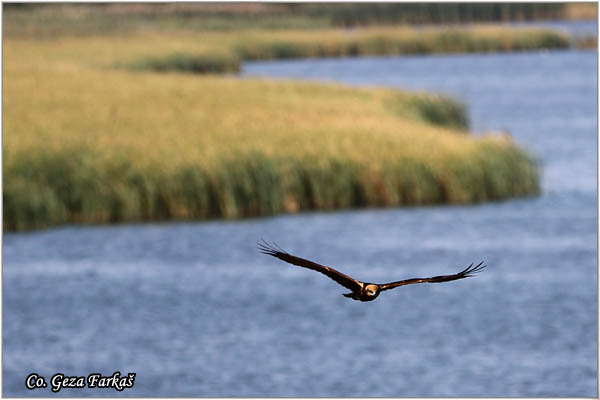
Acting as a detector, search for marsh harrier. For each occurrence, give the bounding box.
[258,240,485,302]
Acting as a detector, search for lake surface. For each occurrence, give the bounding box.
[4,46,597,396]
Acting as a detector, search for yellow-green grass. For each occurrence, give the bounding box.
[3,3,596,39]
[3,35,539,231]
[232,26,570,60]
[2,23,573,76]
[113,26,571,74]
[123,51,241,74]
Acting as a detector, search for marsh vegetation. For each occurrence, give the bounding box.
[2,5,558,231]
[3,3,596,37]
[4,48,539,231]
[116,26,571,74]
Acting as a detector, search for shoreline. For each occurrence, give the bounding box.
[2,19,567,231]
[122,26,573,74]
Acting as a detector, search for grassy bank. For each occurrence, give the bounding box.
[125,51,241,74]
[302,3,596,26]
[3,3,596,38]
[5,139,539,231]
[115,26,570,74]
[233,26,570,61]
[2,5,579,76]
[4,33,540,231]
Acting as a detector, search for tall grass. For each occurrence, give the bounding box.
[3,3,595,38]
[124,51,241,74]
[4,31,541,231]
[402,94,469,131]
[301,3,568,26]
[4,141,539,231]
[233,26,570,61]
[118,26,571,74]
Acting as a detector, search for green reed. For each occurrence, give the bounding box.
[4,142,539,231]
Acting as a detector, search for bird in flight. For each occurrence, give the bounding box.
[258,240,485,302]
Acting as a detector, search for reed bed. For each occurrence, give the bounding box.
[4,140,539,231]
[118,26,571,74]
[233,26,570,61]
[4,3,595,39]
[4,35,540,231]
[125,51,241,74]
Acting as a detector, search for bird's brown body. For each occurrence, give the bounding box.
[258,240,485,302]
[343,283,381,302]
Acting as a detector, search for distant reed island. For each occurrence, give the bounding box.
[4,3,596,36]
[123,26,574,75]
[6,2,594,231]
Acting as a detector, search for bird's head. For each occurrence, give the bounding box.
[364,284,379,298]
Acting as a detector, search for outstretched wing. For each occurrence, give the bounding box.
[379,262,486,292]
[258,240,363,292]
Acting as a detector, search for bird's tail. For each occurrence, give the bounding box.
[343,292,360,300]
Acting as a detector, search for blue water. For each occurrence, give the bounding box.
[4,43,597,397]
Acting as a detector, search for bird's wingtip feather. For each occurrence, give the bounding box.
[462,261,486,277]
[257,239,289,257]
